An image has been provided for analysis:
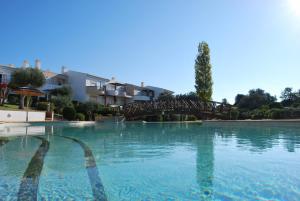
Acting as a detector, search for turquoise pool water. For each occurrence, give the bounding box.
[0,122,300,200]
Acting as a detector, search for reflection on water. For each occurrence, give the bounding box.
[0,123,48,137]
[196,128,214,200]
[0,122,300,200]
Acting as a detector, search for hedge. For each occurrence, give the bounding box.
[37,102,54,111]
[76,113,85,121]
[63,106,76,120]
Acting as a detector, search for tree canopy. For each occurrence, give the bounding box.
[234,88,276,110]
[10,68,45,88]
[9,68,45,109]
[280,87,300,107]
[51,95,73,114]
[194,41,213,102]
[50,86,72,97]
[175,91,197,100]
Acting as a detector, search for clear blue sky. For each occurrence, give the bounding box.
[1,0,299,103]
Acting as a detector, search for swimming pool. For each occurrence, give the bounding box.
[0,122,300,200]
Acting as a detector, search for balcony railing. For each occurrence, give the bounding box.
[106,90,132,98]
[86,86,105,95]
[106,89,118,96]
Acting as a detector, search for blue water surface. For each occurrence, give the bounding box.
[0,122,300,201]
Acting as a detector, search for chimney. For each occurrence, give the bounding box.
[22,60,29,68]
[141,82,144,88]
[111,77,115,81]
[35,59,41,69]
[61,66,67,74]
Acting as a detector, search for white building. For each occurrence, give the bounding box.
[0,64,15,84]
[0,60,173,106]
[64,70,109,104]
[144,86,173,100]
[1,60,68,95]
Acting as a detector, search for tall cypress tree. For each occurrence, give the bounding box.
[194,41,213,102]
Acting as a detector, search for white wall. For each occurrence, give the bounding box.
[67,70,111,104]
[65,70,88,102]
[28,112,46,122]
[0,111,27,122]
[0,110,46,122]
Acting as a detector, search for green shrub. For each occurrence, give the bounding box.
[292,102,300,108]
[161,114,177,121]
[267,108,284,119]
[52,95,73,114]
[98,107,111,116]
[169,114,180,121]
[238,110,251,119]
[98,106,118,116]
[94,114,103,121]
[162,114,170,121]
[251,109,265,119]
[269,102,283,109]
[266,108,300,119]
[37,102,54,111]
[76,113,85,121]
[292,108,300,117]
[229,108,239,120]
[287,108,300,118]
[145,115,163,122]
[75,102,106,120]
[159,115,164,122]
[186,115,197,121]
[63,106,76,120]
[7,94,19,105]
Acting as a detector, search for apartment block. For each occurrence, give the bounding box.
[0,60,173,106]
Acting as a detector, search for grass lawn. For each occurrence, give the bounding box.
[0,104,37,111]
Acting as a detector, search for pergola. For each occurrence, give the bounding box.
[13,87,44,97]
[13,87,44,122]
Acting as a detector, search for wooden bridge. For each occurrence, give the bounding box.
[123,98,232,120]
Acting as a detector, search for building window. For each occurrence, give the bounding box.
[0,74,8,84]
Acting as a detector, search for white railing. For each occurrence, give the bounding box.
[106,90,119,96]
